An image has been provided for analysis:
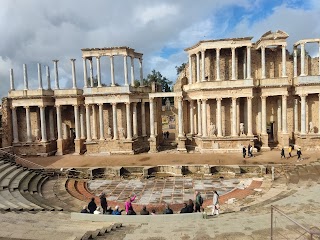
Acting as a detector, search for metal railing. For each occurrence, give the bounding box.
[271,205,320,239]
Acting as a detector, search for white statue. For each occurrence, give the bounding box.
[119,128,125,139]
[107,126,112,137]
[165,98,171,111]
[240,123,245,136]
[209,122,216,136]
[309,122,314,133]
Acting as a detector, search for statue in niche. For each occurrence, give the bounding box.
[119,128,125,139]
[107,126,112,137]
[209,122,216,137]
[240,123,245,136]
[165,98,171,111]
[309,122,315,133]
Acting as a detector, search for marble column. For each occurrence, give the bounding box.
[300,43,306,76]
[56,105,62,140]
[124,56,128,86]
[232,97,237,136]
[139,58,143,86]
[10,68,14,90]
[318,94,320,134]
[96,57,102,87]
[243,50,247,79]
[46,66,51,90]
[89,58,94,87]
[201,99,207,137]
[49,108,55,140]
[247,46,252,79]
[149,98,155,138]
[217,98,222,137]
[25,106,32,142]
[201,50,206,81]
[80,106,86,139]
[277,99,282,133]
[125,102,132,140]
[197,99,202,136]
[98,104,104,140]
[247,97,253,136]
[71,59,77,89]
[23,64,29,90]
[196,52,200,83]
[189,100,194,134]
[53,60,59,89]
[294,98,298,133]
[261,96,267,134]
[110,56,115,86]
[130,56,135,87]
[85,104,92,141]
[300,94,307,134]
[178,97,184,138]
[261,46,266,79]
[293,48,298,78]
[188,55,193,84]
[133,102,138,137]
[282,95,287,133]
[83,58,88,88]
[74,105,80,140]
[112,103,118,140]
[282,45,287,77]
[319,42,320,75]
[11,107,19,143]
[141,102,146,136]
[38,63,43,89]
[231,47,236,80]
[92,105,97,139]
[216,48,220,81]
[39,106,47,142]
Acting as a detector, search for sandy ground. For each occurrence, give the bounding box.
[25,148,319,168]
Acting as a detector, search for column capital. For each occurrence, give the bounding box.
[84,104,91,107]
[111,102,117,106]
[300,93,308,98]
[261,96,267,100]
[177,96,183,101]
[232,97,237,101]
[125,102,131,106]
[70,58,76,62]
[149,97,154,101]
[216,97,222,101]
[54,104,61,108]
[97,103,103,107]
[261,45,266,50]
[39,106,45,109]
[96,56,101,60]
[10,106,16,110]
[52,59,59,63]
[231,47,236,51]
[201,98,207,102]
[247,96,253,100]
[282,94,288,99]
[82,57,87,60]
[201,49,206,53]
[216,47,221,51]
[247,45,251,49]
[72,104,79,107]
[139,57,143,62]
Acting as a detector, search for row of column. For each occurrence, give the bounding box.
[188,46,252,84]
[83,55,143,88]
[260,45,287,79]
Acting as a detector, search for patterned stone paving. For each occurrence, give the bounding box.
[87,177,254,205]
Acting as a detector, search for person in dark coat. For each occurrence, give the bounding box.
[140,205,150,215]
[88,197,97,214]
[242,146,246,158]
[187,199,194,213]
[281,148,285,159]
[180,203,189,214]
[163,204,173,214]
[99,193,108,214]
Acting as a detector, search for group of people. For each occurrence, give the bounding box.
[162,131,170,139]
[281,146,302,160]
[81,191,220,216]
[242,144,254,158]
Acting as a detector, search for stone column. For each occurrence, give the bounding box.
[216,48,220,81]
[141,102,146,136]
[96,57,102,87]
[319,42,320,75]
[201,99,207,137]
[56,105,62,140]
[201,50,206,81]
[318,94,320,134]
[261,46,266,79]
[243,49,247,79]
[217,98,222,137]
[38,63,43,89]
[231,47,236,80]
[98,103,104,140]
[124,56,128,86]
[130,56,135,87]
[294,98,298,133]
[197,99,202,136]
[139,58,143,86]
[71,59,77,89]
[85,104,92,141]
[10,68,15,90]
[112,103,118,140]
[49,108,55,140]
[300,43,306,76]
[232,97,237,136]
[247,97,253,136]
[53,60,59,89]
[247,46,252,79]
[293,48,298,78]
[46,66,51,90]
[25,106,32,142]
[149,98,155,138]
[125,102,132,140]
[282,45,287,77]
[133,102,138,137]
[300,94,307,134]
[11,107,19,143]
[188,54,193,84]
[277,99,282,133]
[261,96,267,134]
[110,56,115,86]
[23,64,29,90]
[83,58,88,88]
[196,52,200,83]
[89,58,94,87]
[178,96,184,138]
[189,100,194,134]
[80,106,86,139]
[92,105,97,139]
[39,106,47,142]
[74,105,80,140]
[282,95,287,133]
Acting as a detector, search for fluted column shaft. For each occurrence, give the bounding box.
[231,47,236,80]
[38,63,43,89]
[189,100,194,134]
[97,57,102,87]
[216,48,220,81]
[12,107,19,143]
[232,97,237,136]
[130,56,135,87]
[282,45,287,77]
[98,104,104,140]
[247,97,253,135]
[71,59,77,89]
[49,108,54,140]
[53,60,59,89]
[247,46,252,79]
[188,55,193,84]
[141,102,146,136]
[178,97,184,138]
[92,105,97,139]
[139,58,143,86]
[133,102,138,137]
[300,94,307,134]
[80,106,86,139]
[112,103,118,140]
[293,48,298,77]
[25,107,32,142]
[110,56,115,86]
[149,98,155,138]
[124,56,128,86]
[40,106,47,142]
[85,105,92,141]
[261,96,267,134]
[277,99,282,133]
[56,105,62,140]
[74,105,80,140]
[10,69,14,90]
[318,94,320,134]
[196,52,200,83]
[83,58,88,88]
[89,58,94,87]
[201,99,207,137]
[217,98,222,137]
[300,44,306,76]
[23,64,29,90]
[261,46,266,79]
[201,50,206,81]
[46,66,51,90]
[282,95,287,133]
[126,103,132,140]
[197,99,202,136]
[294,99,298,133]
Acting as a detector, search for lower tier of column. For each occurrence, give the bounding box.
[13,141,57,157]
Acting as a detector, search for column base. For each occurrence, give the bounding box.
[177,137,187,152]
[279,133,289,148]
[148,137,158,153]
[56,139,65,155]
[74,139,82,155]
[260,134,270,151]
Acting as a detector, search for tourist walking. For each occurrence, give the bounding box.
[125,194,136,215]
[242,146,246,158]
[280,148,285,159]
[249,145,253,157]
[88,197,97,214]
[297,148,302,161]
[288,146,292,158]
[248,144,252,157]
[212,190,220,216]
[99,192,108,214]
[195,191,203,212]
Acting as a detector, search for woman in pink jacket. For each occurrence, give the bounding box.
[125,195,136,215]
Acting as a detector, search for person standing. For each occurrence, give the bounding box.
[249,145,253,157]
[297,148,302,161]
[88,197,97,214]
[281,148,285,159]
[242,146,246,158]
[99,192,108,214]
[288,146,292,158]
[247,144,252,157]
[125,194,136,215]
[195,191,203,212]
[212,190,220,216]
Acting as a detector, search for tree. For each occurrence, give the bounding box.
[175,63,187,75]
[87,75,107,87]
[144,70,172,92]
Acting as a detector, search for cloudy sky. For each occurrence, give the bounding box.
[0,0,319,99]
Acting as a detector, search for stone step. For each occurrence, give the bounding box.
[19,172,38,191]
[0,189,37,210]
[28,174,45,193]
[9,170,30,191]
[0,167,24,189]
[66,179,87,202]
[0,165,18,183]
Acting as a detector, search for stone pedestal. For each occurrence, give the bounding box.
[177,137,187,153]
[74,139,81,155]
[148,137,158,153]
[279,133,289,148]
[260,134,270,151]
[56,139,66,155]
